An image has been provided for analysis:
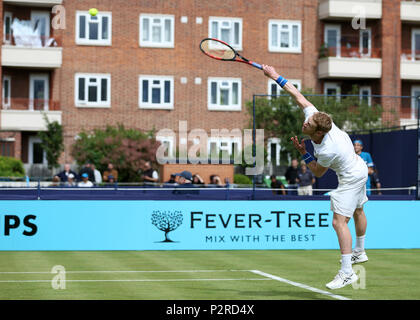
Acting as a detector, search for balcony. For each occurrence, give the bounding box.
[401,1,420,23]
[318,47,382,79]
[3,0,62,7]
[401,49,420,80]
[319,0,382,20]
[1,99,61,131]
[2,34,62,69]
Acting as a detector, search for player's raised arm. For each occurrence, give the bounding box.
[262,64,313,111]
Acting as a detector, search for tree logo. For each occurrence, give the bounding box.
[151,210,183,242]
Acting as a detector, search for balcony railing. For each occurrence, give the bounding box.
[401,49,420,61]
[4,34,61,47]
[320,46,381,59]
[2,98,60,111]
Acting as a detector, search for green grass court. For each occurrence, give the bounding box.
[1,249,419,300]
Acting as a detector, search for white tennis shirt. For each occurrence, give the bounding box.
[303,106,367,185]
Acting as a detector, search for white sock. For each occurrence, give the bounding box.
[340,254,353,275]
[354,235,366,253]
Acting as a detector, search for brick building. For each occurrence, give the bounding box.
[0,0,419,176]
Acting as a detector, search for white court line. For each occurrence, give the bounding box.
[0,278,272,283]
[250,270,351,301]
[0,269,237,274]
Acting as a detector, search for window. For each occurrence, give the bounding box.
[209,17,242,50]
[324,25,341,57]
[3,12,12,44]
[0,140,14,157]
[359,86,372,106]
[139,76,174,109]
[412,29,420,61]
[208,78,241,111]
[3,76,11,109]
[76,11,111,45]
[140,14,174,48]
[75,73,111,107]
[269,20,301,53]
[268,79,301,98]
[411,86,420,119]
[324,82,341,101]
[29,74,49,110]
[359,28,371,57]
[28,136,46,165]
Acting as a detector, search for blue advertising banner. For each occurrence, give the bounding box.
[0,200,419,250]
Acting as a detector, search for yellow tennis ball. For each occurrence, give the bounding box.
[89,8,98,16]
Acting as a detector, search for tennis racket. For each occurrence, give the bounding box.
[199,38,262,70]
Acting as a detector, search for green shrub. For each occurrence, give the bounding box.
[234,174,252,185]
[0,156,25,177]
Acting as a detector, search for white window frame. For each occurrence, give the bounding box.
[411,28,420,61]
[139,14,175,48]
[29,74,49,111]
[207,136,242,158]
[3,12,12,44]
[359,86,372,106]
[359,28,371,57]
[267,137,281,166]
[324,24,341,57]
[208,77,242,111]
[267,79,301,98]
[208,17,242,50]
[2,75,11,109]
[76,11,112,46]
[324,82,341,101]
[31,11,50,39]
[75,73,111,108]
[139,75,174,110]
[411,86,420,120]
[268,20,301,53]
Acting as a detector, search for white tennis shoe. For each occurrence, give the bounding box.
[339,251,369,265]
[326,270,358,290]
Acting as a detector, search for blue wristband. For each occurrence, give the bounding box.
[275,76,288,88]
[302,152,314,164]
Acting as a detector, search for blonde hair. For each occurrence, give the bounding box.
[312,112,332,133]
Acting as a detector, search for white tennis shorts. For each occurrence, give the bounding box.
[330,177,368,218]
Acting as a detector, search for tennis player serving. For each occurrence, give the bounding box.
[262,65,368,290]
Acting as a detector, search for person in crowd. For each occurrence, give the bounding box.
[79,162,95,183]
[296,161,316,195]
[192,174,205,185]
[353,139,375,195]
[369,165,382,195]
[270,175,286,195]
[165,174,177,184]
[64,173,76,187]
[103,163,118,183]
[50,175,61,187]
[55,163,78,183]
[209,175,223,186]
[285,158,300,194]
[91,164,102,185]
[141,161,159,184]
[78,173,94,187]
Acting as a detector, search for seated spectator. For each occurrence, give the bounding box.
[141,161,159,184]
[103,163,118,183]
[296,161,315,196]
[209,175,223,186]
[50,175,61,187]
[165,174,177,184]
[107,175,116,184]
[175,171,193,185]
[270,175,286,195]
[369,165,382,195]
[285,159,299,195]
[56,163,78,183]
[79,163,95,183]
[78,173,94,187]
[192,174,204,185]
[64,173,76,187]
[91,164,102,185]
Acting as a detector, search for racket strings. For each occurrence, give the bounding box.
[201,40,235,60]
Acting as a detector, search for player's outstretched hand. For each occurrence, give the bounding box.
[262,64,280,81]
[291,136,306,155]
